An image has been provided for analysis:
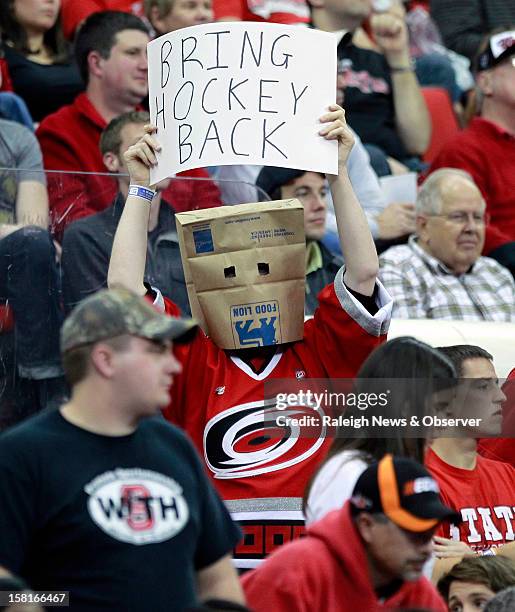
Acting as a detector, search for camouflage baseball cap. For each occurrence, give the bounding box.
[61,288,197,353]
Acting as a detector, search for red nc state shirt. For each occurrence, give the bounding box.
[155,269,392,568]
[426,447,515,553]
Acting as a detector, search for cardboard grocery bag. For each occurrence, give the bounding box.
[176,200,306,349]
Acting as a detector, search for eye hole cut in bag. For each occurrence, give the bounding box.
[176,199,306,349]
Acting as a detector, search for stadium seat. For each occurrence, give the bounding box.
[421,87,460,164]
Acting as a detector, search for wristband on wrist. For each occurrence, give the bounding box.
[390,59,416,73]
[129,184,155,202]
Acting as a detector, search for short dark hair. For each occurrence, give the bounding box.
[438,556,515,601]
[276,172,325,201]
[62,335,131,386]
[74,10,149,84]
[100,111,150,156]
[437,345,493,376]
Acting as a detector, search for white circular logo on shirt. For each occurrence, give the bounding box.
[85,468,189,545]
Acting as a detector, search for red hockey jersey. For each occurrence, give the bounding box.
[426,447,515,553]
[156,269,392,568]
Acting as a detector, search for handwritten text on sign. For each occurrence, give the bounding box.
[148,23,337,183]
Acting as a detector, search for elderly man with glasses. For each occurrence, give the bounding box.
[429,28,515,277]
[379,168,515,321]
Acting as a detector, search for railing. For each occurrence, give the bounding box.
[0,168,270,425]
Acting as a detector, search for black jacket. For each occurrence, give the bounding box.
[61,193,190,315]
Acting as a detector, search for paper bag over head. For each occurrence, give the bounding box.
[176,199,306,349]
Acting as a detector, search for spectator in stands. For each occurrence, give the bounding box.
[0,116,66,414]
[243,455,451,611]
[429,29,515,276]
[36,11,150,237]
[430,1,515,62]
[0,288,246,611]
[310,0,431,175]
[0,0,83,122]
[37,10,221,240]
[427,345,515,580]
[221,130,416,255]
[304,336,457,525]
[61,0,146,40]
[108,106,393,570]
[145,0,213,35]
[355,0,464,107]
[61,111,189,314]
[256,166,341,315]
[379,169,515,321]
[437,556,515,612]
[256,161,414,312]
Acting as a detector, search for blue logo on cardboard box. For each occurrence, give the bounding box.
[231,301,280,348]
[193,227,214,254]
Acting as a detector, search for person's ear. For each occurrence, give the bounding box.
[417,214,430,244]
[476,70,493,97]
[103,151,121,173]
[354,513,376,544]
[90,343,117,378]
[87,50,105,80]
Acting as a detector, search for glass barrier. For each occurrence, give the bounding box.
[0,167,270,428]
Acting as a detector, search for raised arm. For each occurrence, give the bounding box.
[320,105,379,296]
[107,125,160,295]
[370,10,431,156]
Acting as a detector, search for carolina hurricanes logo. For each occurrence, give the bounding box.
[203,399,327,479]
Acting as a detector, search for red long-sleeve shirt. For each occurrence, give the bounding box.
[429,117,515,255]
[36,93,221,239]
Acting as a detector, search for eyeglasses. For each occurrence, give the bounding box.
[429,212,491,226]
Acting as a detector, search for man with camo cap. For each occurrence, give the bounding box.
[0,288,247,611]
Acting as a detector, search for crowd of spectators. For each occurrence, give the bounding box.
[0,0,514,610]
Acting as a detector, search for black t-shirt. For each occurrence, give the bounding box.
[0,411,241,611]
[337,41,409,161]
[3,45,83,122]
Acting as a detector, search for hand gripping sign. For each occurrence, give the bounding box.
[148,22,337,183]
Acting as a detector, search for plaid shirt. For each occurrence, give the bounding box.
[379,236,515,321]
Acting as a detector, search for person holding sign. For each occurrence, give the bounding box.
[108,104,393,569]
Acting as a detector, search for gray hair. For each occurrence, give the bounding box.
[416,168,481,215]
[485,586,515,612]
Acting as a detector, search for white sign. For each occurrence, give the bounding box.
[148,22,337,184]
[379,173,418,205]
